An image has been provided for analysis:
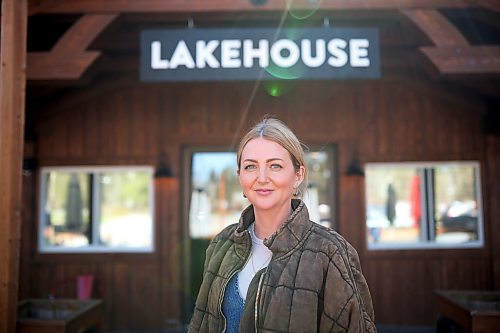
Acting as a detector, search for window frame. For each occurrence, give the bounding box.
[38,165,155,254]
[365,161,484,251]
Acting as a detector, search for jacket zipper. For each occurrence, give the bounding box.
[254,267,267,333]
[218,252,252,333]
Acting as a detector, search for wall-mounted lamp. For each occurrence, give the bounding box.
[346,159,364,176]
[22,157,37,176]
[154,156,173,179]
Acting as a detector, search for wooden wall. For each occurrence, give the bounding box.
[22,74,497,329]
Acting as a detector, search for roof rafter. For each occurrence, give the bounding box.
[27,13,118,80]
[402,9,468,46]
[421,46,500,74]
[402,9,500,75]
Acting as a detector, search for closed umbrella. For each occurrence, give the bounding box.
[386,183,397,226]
[65,174,83,232]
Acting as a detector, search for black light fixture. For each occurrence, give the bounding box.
[154,154,173,178]
[22,157,37,176]
[346,158,364,176]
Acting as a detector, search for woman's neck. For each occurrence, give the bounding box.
[253,203,293,240]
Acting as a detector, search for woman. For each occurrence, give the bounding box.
[189,118,376,332]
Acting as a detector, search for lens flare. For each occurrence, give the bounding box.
[286,0,324,20]
[263,79,297,97]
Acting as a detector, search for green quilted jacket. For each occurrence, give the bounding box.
[188,200,377,333]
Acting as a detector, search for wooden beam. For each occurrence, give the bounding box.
[0,0,28,332]
[421,45,500,74]
[32,0,486,14]
[28,51,101,80]
[401,9,500,75]
[28,0,68,16]
[27,14,117,80]
[401,9,469,46]
[53,14,117,53]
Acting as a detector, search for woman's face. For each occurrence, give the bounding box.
[238,138,304,212]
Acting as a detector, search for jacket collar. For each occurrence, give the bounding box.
[234,199,313,259]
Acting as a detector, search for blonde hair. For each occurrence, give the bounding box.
[237,117,308,197]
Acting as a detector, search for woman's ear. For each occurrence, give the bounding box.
[295,166,305,186]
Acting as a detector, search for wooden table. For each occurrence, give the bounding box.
[435,290,500,333]
[17,299,103,333]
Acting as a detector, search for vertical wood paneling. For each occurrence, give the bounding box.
[143,87,159,157]
[99,94,116,157]
[159,88,179,139]
[96,261,113,330]
[128,264,161,329]
[55,115,69,158]
[67,111,84,158]
[25,77,496,329]
[112,262,129,329]
[158,179,181,326]
[84,99,100,157]
[130,88,146,157]
[114,88,131,158]
[20,174,35,301]
[338,175,364,250]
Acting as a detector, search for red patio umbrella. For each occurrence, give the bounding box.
[409,174,421,228]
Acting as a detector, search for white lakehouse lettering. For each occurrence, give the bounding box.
[150,38,371,70]
[140,28,380,81]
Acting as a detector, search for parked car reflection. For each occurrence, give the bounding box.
[439,200,478,233]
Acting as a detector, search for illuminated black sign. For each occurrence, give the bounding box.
[140,28,380,81]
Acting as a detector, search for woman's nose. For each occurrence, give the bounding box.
[257,167,269,182]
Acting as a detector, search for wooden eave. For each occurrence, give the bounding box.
[402,9,500,75]
[27,0,500,14]
[24,0,500,80]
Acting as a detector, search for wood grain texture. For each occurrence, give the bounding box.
[421,46,500,74]
[0,0,28,331]
[401,9,469,46]
[27,14,117,80]
[34,0,487,14]
[23,73,496,329]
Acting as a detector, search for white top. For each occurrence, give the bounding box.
[237,223,273,299]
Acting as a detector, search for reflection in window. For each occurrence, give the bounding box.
[99,171,152,247]
[304,151,332,228]
[189,153,243,239]
[365,162,483,249]
[42,172,91,247]
[188,150,334,239]
[40,167,154,252]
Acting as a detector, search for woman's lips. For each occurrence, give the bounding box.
[255,189,273,195]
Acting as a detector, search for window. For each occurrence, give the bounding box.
[365,162,483,250]
[39,166,154,253]
[187,148,336,239]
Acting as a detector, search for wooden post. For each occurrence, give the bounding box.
[339,174,365,252]
[0,0,28,332]
[155,178,182,328]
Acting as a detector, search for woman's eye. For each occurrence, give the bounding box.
[244,164,256,170]
[270,164,283,170]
